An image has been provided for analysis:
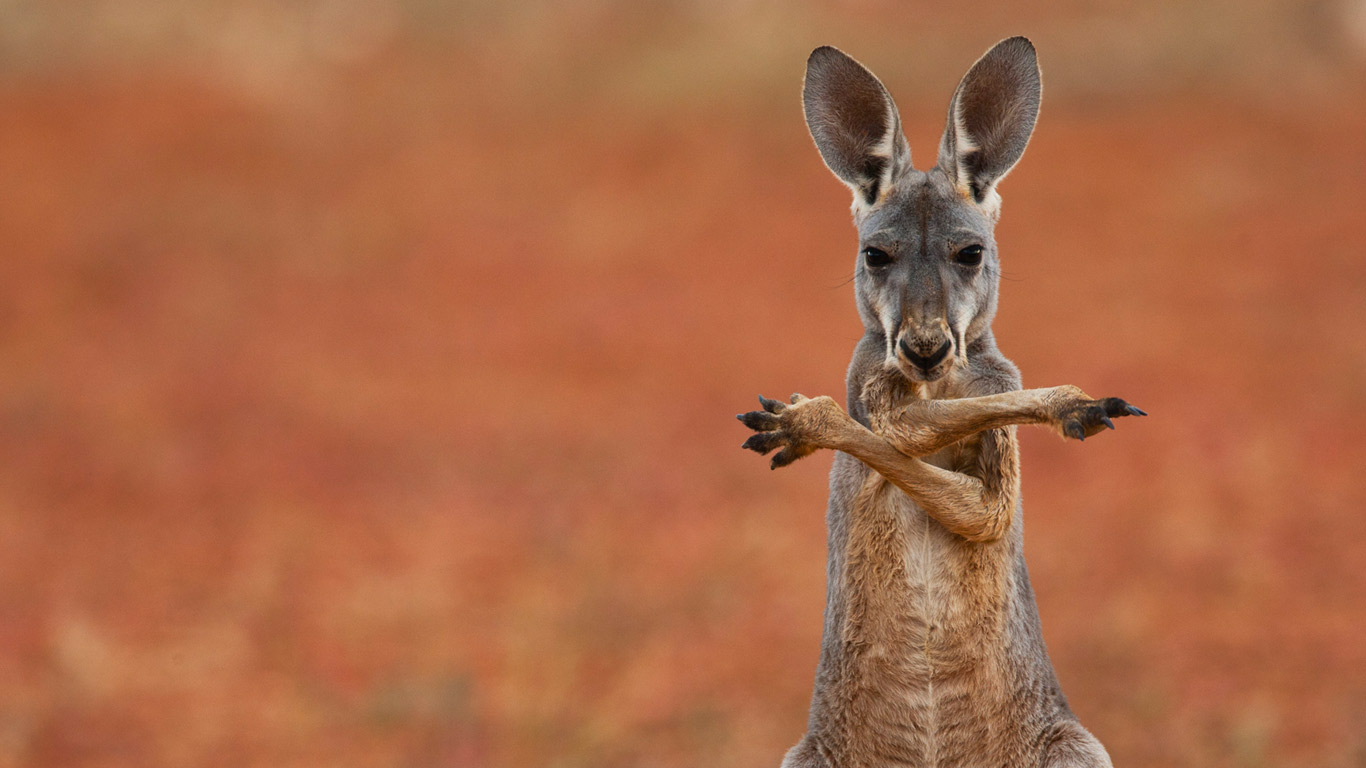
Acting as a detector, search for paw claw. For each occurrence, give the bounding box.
[1064,422,1086,441]
[738,410,779,431]
[759,395,784,414]
[1126,405,1147,417]
[743,432,783,455]
[771,446,802,469]
[1101,415,1115,430]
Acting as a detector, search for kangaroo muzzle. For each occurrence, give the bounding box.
[898,335,952,372]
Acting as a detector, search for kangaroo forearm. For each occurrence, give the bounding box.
[837,428,1015,542]
[876,387,1066,458]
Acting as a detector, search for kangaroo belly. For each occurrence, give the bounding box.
[840,475,1012,664]
[812,469,1027,766]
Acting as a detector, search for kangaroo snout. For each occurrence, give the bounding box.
[898,335,953,373]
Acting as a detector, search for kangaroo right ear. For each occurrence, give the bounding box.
[937,37,1041,216]
[803,46,911,210]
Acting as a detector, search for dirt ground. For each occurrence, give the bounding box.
[2,6,1366,767]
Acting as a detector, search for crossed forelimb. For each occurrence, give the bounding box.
[738,369,1144,542]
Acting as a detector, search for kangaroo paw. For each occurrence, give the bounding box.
[737,393,847,469]
[1055,393,1146,441]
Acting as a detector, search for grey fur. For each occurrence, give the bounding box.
[740,37,1143,767]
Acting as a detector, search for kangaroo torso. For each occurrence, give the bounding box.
[790,343,1075,768]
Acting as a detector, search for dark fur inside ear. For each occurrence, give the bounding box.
[803,46,910,205]
[939,36,1041,201]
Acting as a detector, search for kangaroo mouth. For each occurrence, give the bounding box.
[897,358,953,382]
[896,338,955,382]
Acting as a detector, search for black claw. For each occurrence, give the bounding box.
[742,432,782,455]
[1065,422,1085,441]
[1098,397,1147,419]
[759,395,783,414]
[771,447,799,469]
[738,410,779,431]
[1101,415,1115,430]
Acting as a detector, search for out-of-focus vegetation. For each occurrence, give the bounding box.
[2,2,1366,766]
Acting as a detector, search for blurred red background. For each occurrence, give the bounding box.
[3,1,1366,766]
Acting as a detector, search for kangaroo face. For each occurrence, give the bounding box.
[803,38,1041,384]
[854,170,1000,382]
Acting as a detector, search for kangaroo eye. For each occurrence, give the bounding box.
[862,247,892,268]
[954,244,984,266]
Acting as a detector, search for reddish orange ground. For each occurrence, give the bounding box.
[1,44,1364,768]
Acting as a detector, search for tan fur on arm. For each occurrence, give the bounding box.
[861,368,1073,457]
[833,424,1019,543]
[827,365,1036,542]
[747,373,1121,542]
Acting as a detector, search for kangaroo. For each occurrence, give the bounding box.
[737,38,1145,767]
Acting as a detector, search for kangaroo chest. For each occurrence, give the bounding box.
[819,454,1020,766]
[839,472,1011,667]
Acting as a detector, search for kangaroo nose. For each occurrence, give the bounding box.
[899,338,952,371]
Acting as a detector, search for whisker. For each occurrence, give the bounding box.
[988,264,1023,282]
[828,271,857,289]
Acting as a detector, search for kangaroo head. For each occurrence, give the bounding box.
[803,37,1041,384]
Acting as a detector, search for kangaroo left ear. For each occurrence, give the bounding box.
[938,37,1041,215]
[803,46,912,211]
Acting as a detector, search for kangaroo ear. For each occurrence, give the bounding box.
[938,36,1041,214]
[803,46,912,209]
